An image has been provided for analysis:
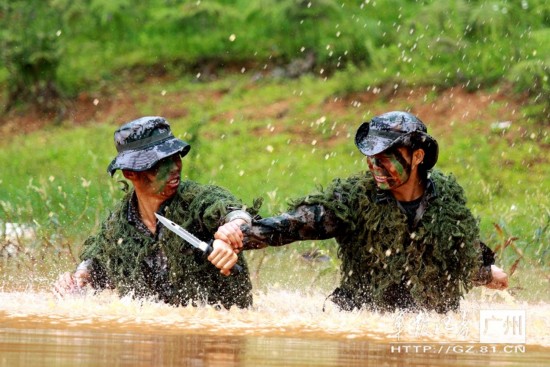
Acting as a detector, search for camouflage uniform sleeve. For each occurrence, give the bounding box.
[79,233,114,290]
[241,204,341,249]
[471,241,495,286]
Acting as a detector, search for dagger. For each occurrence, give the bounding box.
[154,212,242,275]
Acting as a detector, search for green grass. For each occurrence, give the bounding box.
[2,0,549,103]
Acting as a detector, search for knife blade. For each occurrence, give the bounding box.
[155,212,242,274]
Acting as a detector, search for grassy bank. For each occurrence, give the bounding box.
[1,0,549,117]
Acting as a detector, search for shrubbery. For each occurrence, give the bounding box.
[0,0,64,112]
[0,0,549,116]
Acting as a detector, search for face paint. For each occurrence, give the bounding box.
[144,155,182,195]
[367,148,411,190]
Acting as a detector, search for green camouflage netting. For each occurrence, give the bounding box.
[80,180,261,309]
[290,169,481,313]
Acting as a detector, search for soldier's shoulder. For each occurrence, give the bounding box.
[328,171,376,192]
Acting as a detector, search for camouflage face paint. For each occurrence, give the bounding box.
[367,148,411,190]
[145,155,182,195]
[153,159,172,192]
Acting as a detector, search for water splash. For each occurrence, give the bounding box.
[0,289,547,347]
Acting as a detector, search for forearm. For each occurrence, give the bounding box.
[471,241,495,286]
[214,210,256,253]
[77,259,112,290]
[241,204,340,249]
[471,265,493,286]
[224,209,253,225]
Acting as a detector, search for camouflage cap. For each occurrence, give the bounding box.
[107,116,190,176]
[354,111,439,170]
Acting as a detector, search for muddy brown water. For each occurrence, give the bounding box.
[0,290,548,366]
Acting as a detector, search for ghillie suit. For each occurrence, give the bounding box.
[81,180,260,309]
[243,170,493,313]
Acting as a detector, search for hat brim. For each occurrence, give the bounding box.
[355,122,404,156]
[107,137,190,176]
[355,122,439,169]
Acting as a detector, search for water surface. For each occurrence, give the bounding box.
[0,290,547,366]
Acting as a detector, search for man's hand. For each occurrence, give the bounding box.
[484,265,509,290]
[215,219,246,253]
[52,269,90,298]
[208,239,238,276]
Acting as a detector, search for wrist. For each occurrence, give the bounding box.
[224,210,252,225]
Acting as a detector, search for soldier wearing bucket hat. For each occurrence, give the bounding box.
[54,116,260,309]
[217,111,508,314]
[107,116,191,175]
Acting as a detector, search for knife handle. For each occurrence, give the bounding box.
[205,241,243,275]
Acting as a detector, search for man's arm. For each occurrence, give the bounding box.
[52,258,113,297]
[217,204,341,251]
[213,210,253,253]
[471,242,508,290]
[52,260,93,297]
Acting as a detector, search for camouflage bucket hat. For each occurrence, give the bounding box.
[107,116,190,176]
[354,111,439,170]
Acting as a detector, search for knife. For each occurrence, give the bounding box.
[155,212,242,275]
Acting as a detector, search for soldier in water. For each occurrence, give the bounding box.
[54,116,258,309]
[217,111,508,313]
